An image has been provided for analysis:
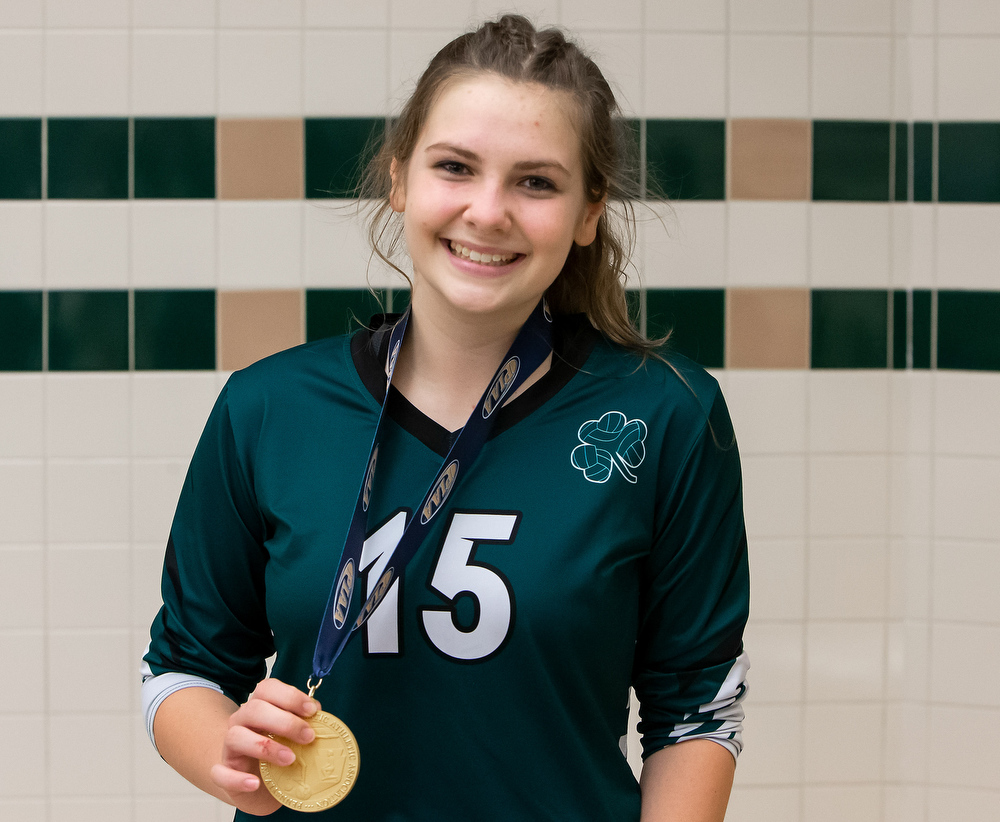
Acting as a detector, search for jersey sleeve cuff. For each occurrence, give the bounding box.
[141,659,224,754]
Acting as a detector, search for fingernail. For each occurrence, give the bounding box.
[301,727,315,744]
[303,700,318,716]
[244,776,259,790]
[278,749,295,766]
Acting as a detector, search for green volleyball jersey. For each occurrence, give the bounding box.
[144,315,749,821]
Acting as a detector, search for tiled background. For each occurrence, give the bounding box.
[1,1,999,820]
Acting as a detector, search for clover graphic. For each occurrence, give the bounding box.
[571,411,647,484]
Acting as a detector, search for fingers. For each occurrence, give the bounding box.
[231,693,318,746]
[211,760,263,796]
[250,678,321,719]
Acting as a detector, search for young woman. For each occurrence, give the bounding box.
[142,15,749,821]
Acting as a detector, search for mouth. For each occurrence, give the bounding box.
[447,240,522,267]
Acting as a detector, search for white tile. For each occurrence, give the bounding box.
[305,200,402,288]
[803,703,883,782]
[0,203,43,288]
[46,0,129,27]
[931,623,1000,708]
[48,629,131,712]
[933,540,1000,623]
[131,201,217,288]
[726,202,808,286]
[390,0,476,28]
[0,375,43,458]
[811,36,893,120]
[812,0,892,32]
[889,372,933,454]
[886,619,929,701]
[724,371,808,455]
[934,372,1000,457]
[896,0,935,34]
[938,0,1000,34]
[729,35,810,119]
[734,704,803,785]
[743,621,803,703]
[0,716,46,796]
[644,34,726,118]
[726,786,801,822]
[888,538,930,620]
[131,459,189,542]
[742,456,808,538]
[889,454,932,538]
[47,545,130,628]
[0,630,45,711]
[305,31,390,116]
[802,786,881,822]
[305,0,389,27]
[934,457,1000,541]
[884,701,928,781]
[131,373,220,458]
[45,31,129,115]
[806,621,885,701]
[582,31,642,116]
[884,786,928,822]
[218,31,303,117]
[132,543,166,630]
[938,37,1000,120]
[46,460,130,543]
[0,546,44,628]
[747,540,806,620]
[0,0,43,26]
[928,706,1000,789]
[0,802,45,822]
[808,371,890,453]
[559,0,641,30]
[928,787,1000,821]
[0,461,44,542]
[808,539,888,620]
[641,202,726,287]
[893,36,936,122]
[809,455,889,538]
[388,30,456,103]
[474,1,558,27]
[645,0,725,30]
[219,0,303,27]
[50,799,132,822]
[729,0,809,32]
[132,797,225,822]
[810,203,892,287]
[45,375,130,458]
[131,0,218,27]
[48,713,132,796]
[936,205,1000,290]
[890,204,935,289]
[218,202,304,289]
[44,202,129,288]
[0,31,44,115]
[132,31,216,116]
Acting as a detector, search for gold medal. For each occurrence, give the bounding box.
[259,711,360,812]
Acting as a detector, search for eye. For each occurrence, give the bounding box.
[522,176,555,192]
[436,160,469,176]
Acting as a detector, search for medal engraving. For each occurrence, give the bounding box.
[260,711,359,812]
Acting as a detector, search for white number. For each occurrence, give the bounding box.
[359,511,519,661]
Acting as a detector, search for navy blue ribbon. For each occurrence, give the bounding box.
[311,300,554,682]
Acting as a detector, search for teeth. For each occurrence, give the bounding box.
[449,241,516,266]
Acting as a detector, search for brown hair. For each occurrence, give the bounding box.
[360,14,663,356]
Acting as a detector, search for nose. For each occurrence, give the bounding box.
[463,179,511,232]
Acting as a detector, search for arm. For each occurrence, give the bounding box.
[639,740,735,822]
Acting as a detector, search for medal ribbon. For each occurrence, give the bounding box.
[310,300,554,683]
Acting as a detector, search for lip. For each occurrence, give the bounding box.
[442,238,525,273]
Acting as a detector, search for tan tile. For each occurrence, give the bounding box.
[218,119,304,200]
[219,290,304,371]
[728,288,809,369]
[730,119,811,201]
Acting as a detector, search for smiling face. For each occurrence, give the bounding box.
[390,74,604,329]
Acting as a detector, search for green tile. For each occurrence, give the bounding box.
[938,291,1000,371]
[939,123,1000,203]
[135,290,215,370]
[389,288,410,314]
[893,289,931,369]
[305,118,385,199]
[621,118,642,198]
[811,290,888,369]
[813,121,891,202]
[0,119,42,199]
[47,118,128,199]
[893,122,933,203]
[645,119,726,201]
[134,118,215,199]
[48,290,128,371]
[306,288,388,341]
[0,291,43,371]
[645,289,725,368]
[625,289,641,330]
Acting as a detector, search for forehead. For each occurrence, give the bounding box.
[417,75,583,165]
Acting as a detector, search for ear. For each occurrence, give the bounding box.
[573,197,605,247]
[389,158,405,213]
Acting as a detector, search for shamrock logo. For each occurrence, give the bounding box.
[571,411,648,484]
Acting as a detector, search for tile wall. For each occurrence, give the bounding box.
[1,1,998,820]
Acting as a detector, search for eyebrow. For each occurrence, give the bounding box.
[424,143,571,176]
